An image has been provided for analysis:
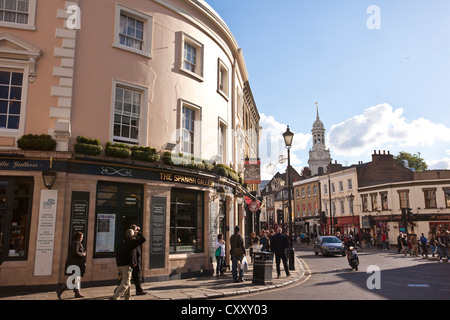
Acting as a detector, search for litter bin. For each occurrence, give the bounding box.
[252,251,273,285]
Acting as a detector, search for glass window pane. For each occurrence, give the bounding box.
[0,71,10,85]
[0,100,7,113]
[10,86,21,100]
[7,115,19,129]
[0,86,8,99]
[9,101,20,114]
[11,73,22,86]
[0,115,6,128]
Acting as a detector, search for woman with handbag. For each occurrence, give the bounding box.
[56,231,86,299]
[230,226,246,283]
[214,234,225,277]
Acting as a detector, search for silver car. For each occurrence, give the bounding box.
[314,236,346,257]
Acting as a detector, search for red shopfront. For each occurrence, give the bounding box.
[334,216,360,238]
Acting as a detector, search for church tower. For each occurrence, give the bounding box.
[308,104,331,175]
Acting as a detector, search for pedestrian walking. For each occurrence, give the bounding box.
[270,227,291,279]
[411,234,419,257]
[381,232,387,250]
[259,229,270,252]
[397,233,403,253]
[420,233,428,258]
[56,231,86,299]
[111,228,146,300]
[230,225,246,283]
[215,233,226,276]
[130,225,146,296]
[401,234,408,256]
[437,230,449,263]
[429,234,437,257]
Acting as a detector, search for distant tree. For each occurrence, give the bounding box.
[394,151,428,172]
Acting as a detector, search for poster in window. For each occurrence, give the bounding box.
[95,214,115,253]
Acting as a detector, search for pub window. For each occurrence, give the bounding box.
[361,194,369,212]
[170,189,204,254]
[423,188,437,209]
[444,188,450,208]
[398,190,410,209]
[113,4,153,57]
[0,0,36,30]
[371,193,378,211]
[380,192,388,210]
[217,59,229,99]
[180,102,201,157]
[94,182,143,258]
[181,34,204,80]
[0,70,23,130]
[113,81,146,145]
[0,177,33,264]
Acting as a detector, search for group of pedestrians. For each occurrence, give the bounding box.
[57,224,147,300]
[57,224,296,300]
[397,230,450,262]
[228,226,291,281]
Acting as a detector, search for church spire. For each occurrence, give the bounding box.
[316,102,320,120]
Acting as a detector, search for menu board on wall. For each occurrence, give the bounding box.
[95,214,116,253]
[209,202,218,261]
[150,196,166,269]
[34,189,58,276]
[69,191,89,250]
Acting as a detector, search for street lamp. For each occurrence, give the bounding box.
[42,157,57,189]
[283,126,295,270]
[348,193,355,235]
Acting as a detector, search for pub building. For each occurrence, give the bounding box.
[0,0,261,291]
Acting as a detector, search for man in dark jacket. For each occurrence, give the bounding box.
[230,225,246,283]
[111,228,146,300]
[130,225,146,295]
[270,227,291,279]
[437,230,449,263]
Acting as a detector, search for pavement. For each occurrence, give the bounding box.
[0,249,305,301]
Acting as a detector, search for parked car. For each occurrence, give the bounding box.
[314,236,346,257]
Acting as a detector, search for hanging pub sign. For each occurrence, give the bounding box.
[244,159,261,184]
[248,200,260,213]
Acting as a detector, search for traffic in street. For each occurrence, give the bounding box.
[224,244,450,300]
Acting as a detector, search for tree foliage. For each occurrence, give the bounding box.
[394,151,428,172]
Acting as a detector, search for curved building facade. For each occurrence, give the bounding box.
[0,0,260,290]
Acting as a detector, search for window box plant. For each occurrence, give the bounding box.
[74,136,102,155]
[17,134,56,151]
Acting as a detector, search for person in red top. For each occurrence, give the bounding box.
[381,232,387,250]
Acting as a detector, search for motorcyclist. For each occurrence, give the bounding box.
[344,235,356,263]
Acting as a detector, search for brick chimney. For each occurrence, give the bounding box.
[372,150,393,163]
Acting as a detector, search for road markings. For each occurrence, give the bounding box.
[407,284,430,288]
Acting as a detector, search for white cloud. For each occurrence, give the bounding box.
[328,103,450,157]
[259,113,311,180]
[428,158,450,170]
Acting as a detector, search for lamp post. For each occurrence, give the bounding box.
[283,126,295,270]
[349,193,355,235]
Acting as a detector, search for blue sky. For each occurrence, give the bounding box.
[205,0,450,179]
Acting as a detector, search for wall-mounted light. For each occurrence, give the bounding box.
[42,157,57,189]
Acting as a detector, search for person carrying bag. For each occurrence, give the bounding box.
[230,226,246,283]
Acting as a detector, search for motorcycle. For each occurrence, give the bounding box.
[347,246,359,271]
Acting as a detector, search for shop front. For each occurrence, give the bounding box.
[0,153,244,291]
[334,216,361,239]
